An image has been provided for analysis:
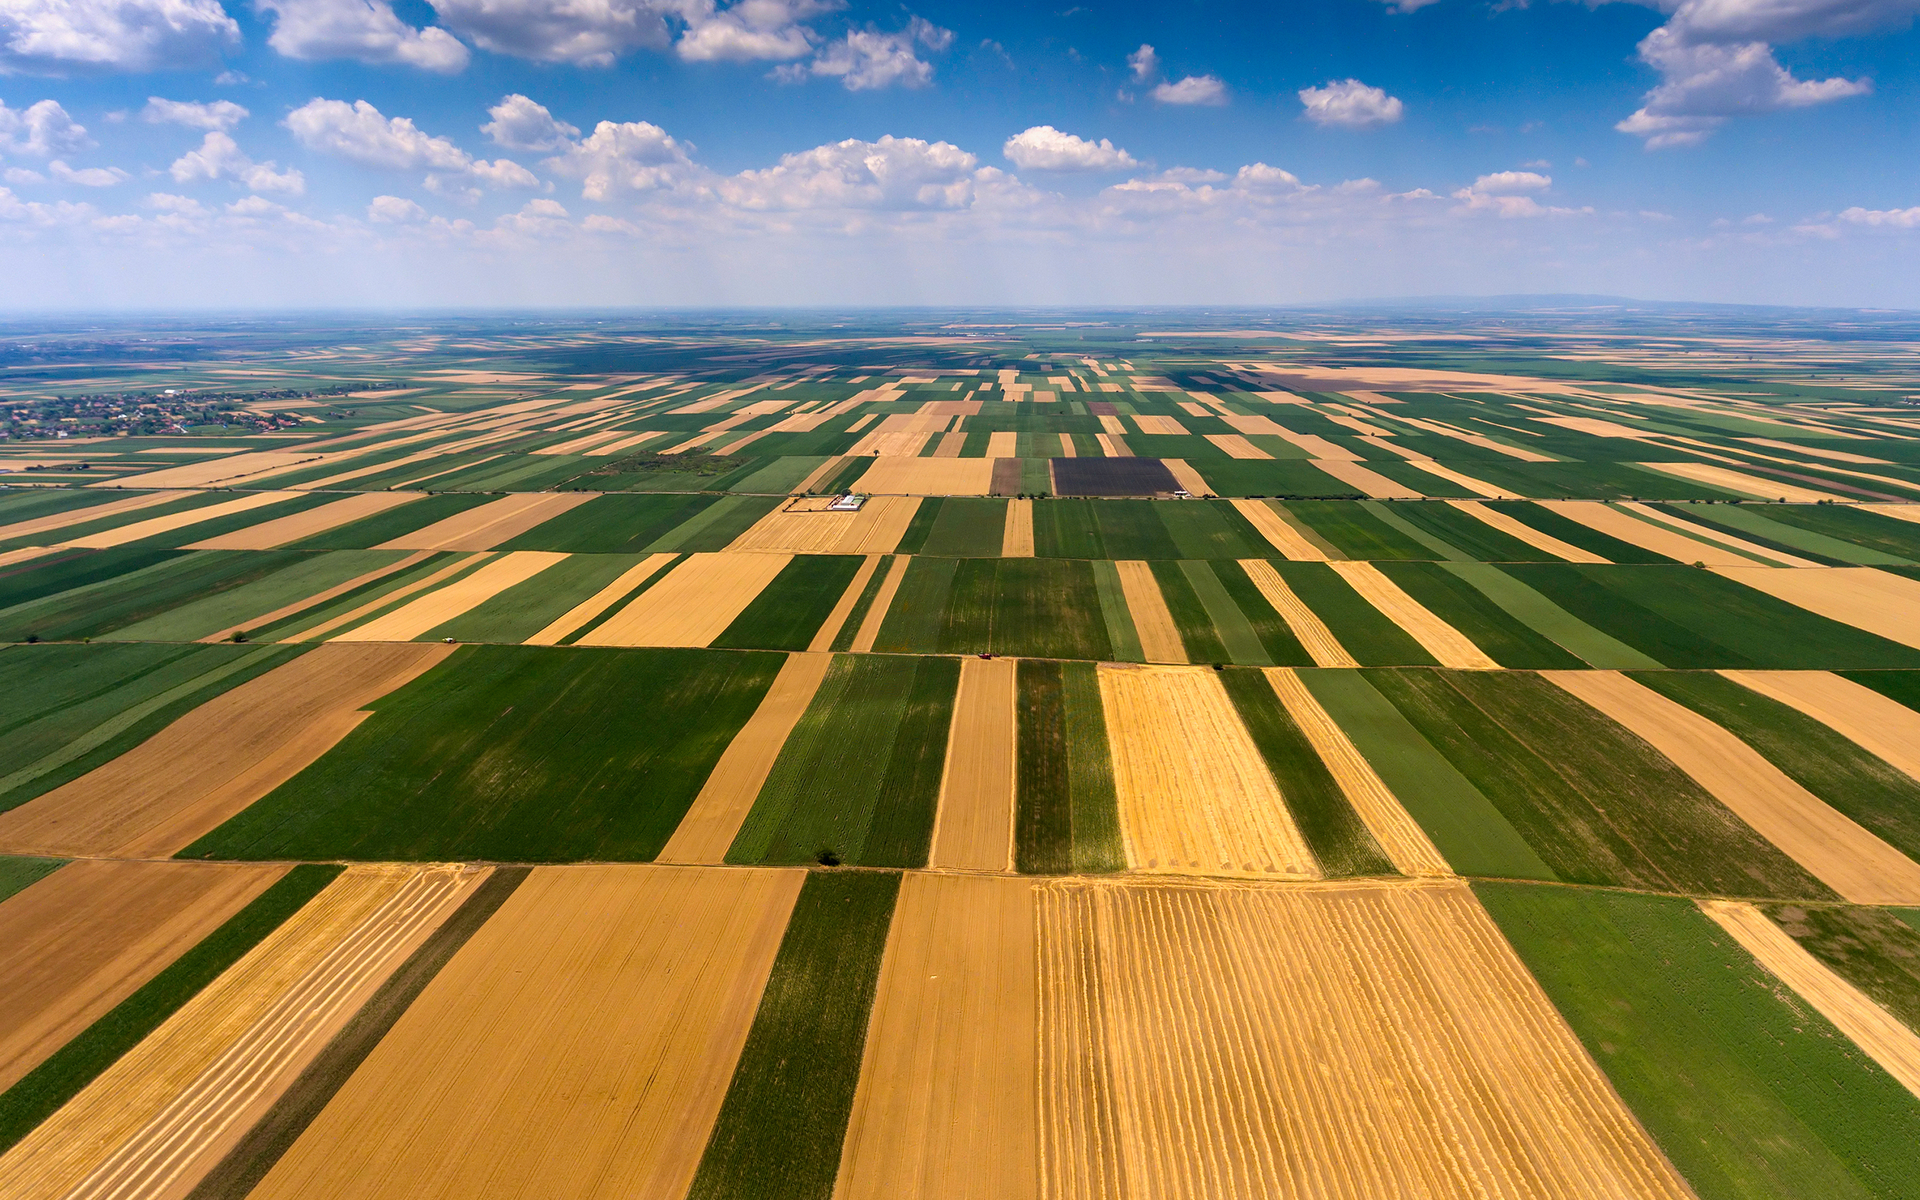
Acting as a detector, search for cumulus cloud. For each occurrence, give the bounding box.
[0,99,90,156]
[675,0,828,61]
[470,157,540,187]
[543,118,693,199]
[1299,79,1404,128]
[367,194,425,222]
[425,0,672,66]
[1151,74,1227,105]
[1659,0,1920,45]
[1002,125,1136,171]
[1127,42,1156,81]
[1467,170,1551,193]
[1451,170,1588,217]
[0,0,239,73]
[1616,27,1869,147]
[786,17,952,90]
[141,96,248,130]
[48,159,127,185]
[1839,204,1920,227]
[285,98,473,169]
[168,130,306,193]
[257,0,470,71]
[482,94,579,151]
[719,134,976,210]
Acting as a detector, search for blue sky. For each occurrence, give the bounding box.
[1,0,1916,307]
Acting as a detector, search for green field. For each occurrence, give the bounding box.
[1014,660,1124,873]
[712,555,863,651]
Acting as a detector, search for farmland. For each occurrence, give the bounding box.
[5,308,1920,1196]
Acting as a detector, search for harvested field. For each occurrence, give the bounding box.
[1374,562,1589,670]
[0,491,186,545]
[1098,664,1317,878]
[523,551,676,644]
[245,864,801,1200]
[1712,566,1920,650]
[835,872,1036,1200]
[330,550,567,642]
[1113,560,1185,663]
[1445,499,1608,562]
[1703,900,1920,1099]
[1547,670,1920,904]
[281,552,488,641]
[1547,501,1766,566]
[1004,497,1034,556]
[659,651,834,864]
[374,492,594,550]
[1237,560,1356,667]
[1038,876,1693,1200]
[186,492,422,550]
[1228,498,1327,560]
[61,492,302,549]
[1309,459,1423,498]
[0,642,451,858]
[112,451,325,490]
[931,656,1017,872]
[1724,668,1920,783]
[1638,460,1844,503]
[1328,560,1499,669]
[1263,668,1450,876]
[1205,433,1272,459]
[851,457,995,496]
[727,495,922,554]
[0,860,283,1093]
[191,645,779,863]
[0,864,480,1200]
[578,552,791,647]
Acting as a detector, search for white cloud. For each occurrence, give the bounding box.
[141,97,248,133]
[367,194,425,222]
[543,118,693,200]
[789,17,951,90]
[494,196,570,234]
[1617,28,1869,146]
[425,0,672,66]
[1451,170,1589,217]
[1467,170,1551,193]
[719,134,976,210]
[0,0,239,73]
[1151,74,1227,105]
[257,0,470,71]
[2,166,42,182]
[1002,126,1136,172]
[481,93,579,150]
[0,99,91,156]
[471,157,539,187]
[168,130,306,194]
[1127,43,1156,81]
[285,98,472,170]
[1661,0,1920,44]
[1840,205,1920,227]
[48,159,126,185]
[1298,79,1404,128]
[675,0,828,61]
[1380,0,1443,10]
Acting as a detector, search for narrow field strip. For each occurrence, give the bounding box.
[246,864,802,1200]
[0,864,479,1200]
[1713,566,1920,651]
[196,551,433,644]
[850,553,911,652]
[373,491,593,551]
[280,552,492,641]
[1262,669,1451,877]
[0,861,286,1096]
[727,495,921,553]
[1161,459,1214,497]
[1619,502,1819,566]
[808,554,882,651]
[931,656,1018,872]
[578,551,791,646]
[522,550,676,644]
[1637,460,1846,503]
[60,493,301,550]
[1402,458,1520,498]
[1546,500,1770,566]
[1724,669,1920,783]
[1237,560,1357,667]
[1309,458,1423,498]
[1038,877,1694,1200]
[1547,670,1920,904]
[1228,499,1327,560]
[1703,901,1920,1099]
[1113,560,1185,664]
[0,491,190,544]
[1327,560,1500,669]
[835,873,1038,1200]
[1445,499,1607,562]
[0,643,452,858]
[659,652,836,864]
[185,493,422,551]
[1004,497,1035,556]
[1098,664,1318,878]
[330,550,568,642]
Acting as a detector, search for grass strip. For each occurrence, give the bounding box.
[686,869,900,1200]
[1015,659,1071,873]
[1218,668,1394,876]
[1374,561,1587,669]
[1210,559,1313,666]
[1179,561,1270,664]
[1149,560,1230,663]
[1485,501,1676,563]
[1061,661,1124,872]
[184,867,531,1200]
[0,856,62,904]
[1479,881,1920,1200]
[1089,560,1144,662]
[0,864,342,1154]
[1437,562,1660,668]
[1633,670,1920,863]
[1359,500,1472,561]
